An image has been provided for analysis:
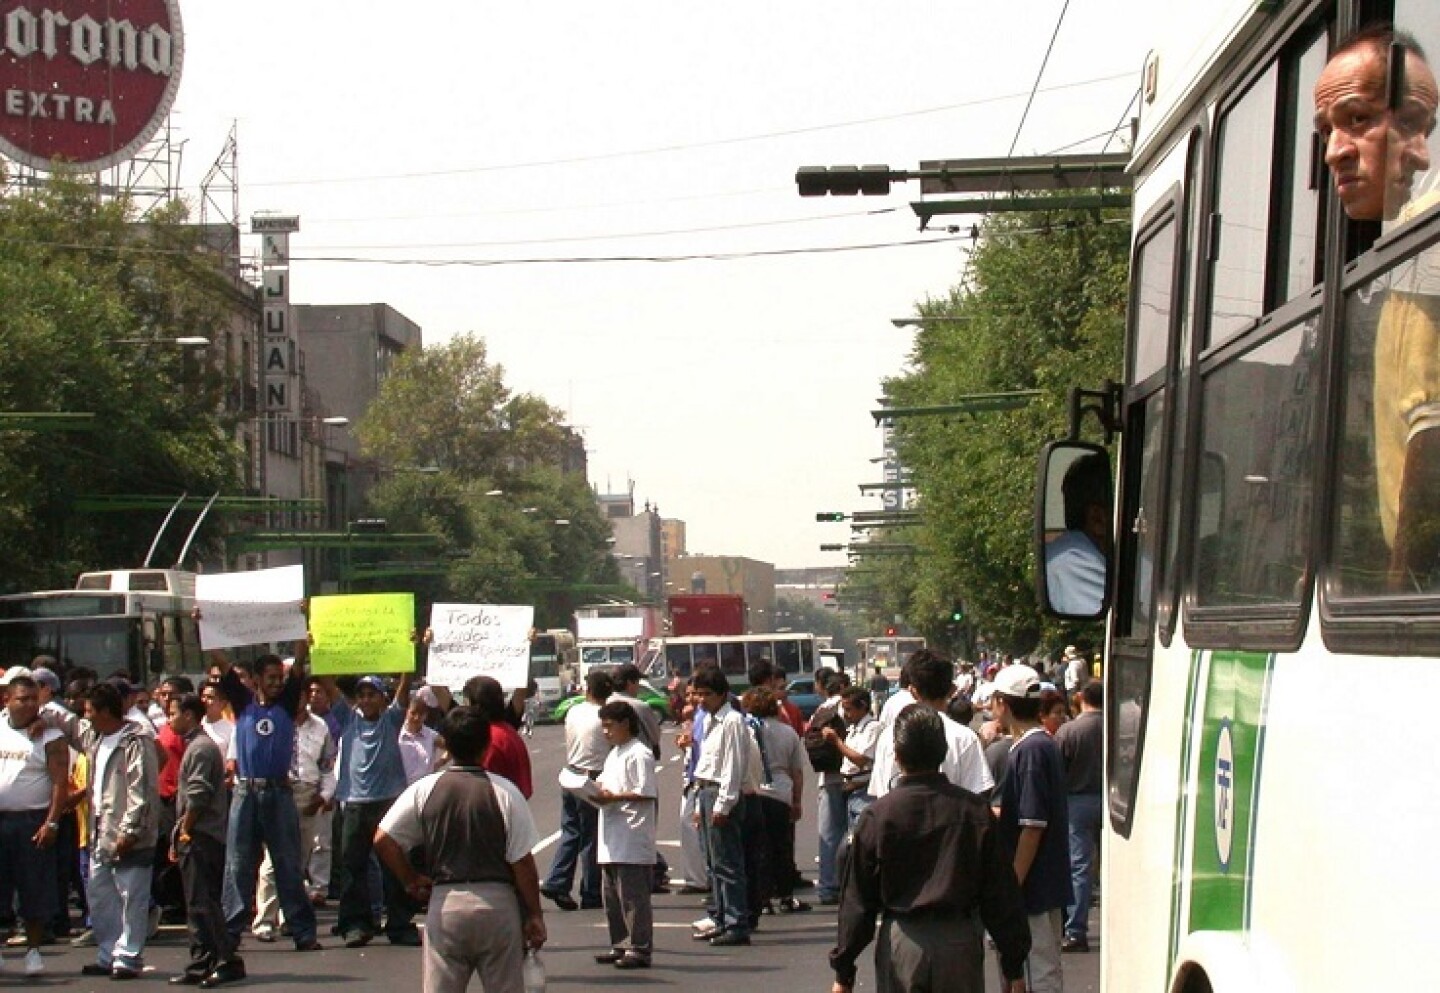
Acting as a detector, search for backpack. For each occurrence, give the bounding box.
[803,707,846,774]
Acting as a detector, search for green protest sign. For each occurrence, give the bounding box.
[309,593,416,675]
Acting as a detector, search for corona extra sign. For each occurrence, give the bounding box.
[0,0,183,172]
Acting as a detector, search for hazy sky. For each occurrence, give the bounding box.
[165,1,1162,568]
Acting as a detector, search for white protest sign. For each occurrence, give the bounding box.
[427,603,535,692]
[196,565,308,650]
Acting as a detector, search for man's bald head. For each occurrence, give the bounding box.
[1314,28,1436,221]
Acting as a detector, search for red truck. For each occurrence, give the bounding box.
[667,593,746,636]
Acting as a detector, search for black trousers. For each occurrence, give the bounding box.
[153,797,185,914]
[180,833,238,979]
[337,800,414,938]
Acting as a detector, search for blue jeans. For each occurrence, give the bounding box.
[222,782,317,946]
[88,861,152,971]
[845,790,874,833]
[817,781,846,900]
[542,792,600,906]
[696,787,748,935]
[1065,792,1102,940]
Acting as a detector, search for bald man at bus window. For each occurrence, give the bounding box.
[1316,27,1440,587]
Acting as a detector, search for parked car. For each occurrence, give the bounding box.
[551,677,671,722]
[786,678,824,720]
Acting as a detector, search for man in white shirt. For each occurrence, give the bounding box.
[199,682,234,758]
[690,667,752,946]
[540,671,612,912]
[594,700,658,969]
[0,675,68,976]
[823,686,883,830]
[869,652,993,801]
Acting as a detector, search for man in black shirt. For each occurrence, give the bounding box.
[830,705,1028,993]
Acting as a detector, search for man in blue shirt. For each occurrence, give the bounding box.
[321,672,415,948]
[212,646,321,953]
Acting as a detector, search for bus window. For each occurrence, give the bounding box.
[1207,65,1279,346]
[720,642,747,677]
[1193,318,1320,607]
[1334,255,1440,595]
[665,642,693,677]
[745,641,775,667]
[692,643,721,672]
[609,645,636,666]
[773,638,802,674]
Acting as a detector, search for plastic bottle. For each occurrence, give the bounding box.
[523,949,546,993]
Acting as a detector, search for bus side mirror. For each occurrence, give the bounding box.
[1035,441,1113,620]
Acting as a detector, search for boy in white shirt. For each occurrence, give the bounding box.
[594,700,657,969]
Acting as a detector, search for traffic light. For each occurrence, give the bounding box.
[884,625,898,637]
[950,601,965,624]
[815,512,847,522]
[795,164,896,197]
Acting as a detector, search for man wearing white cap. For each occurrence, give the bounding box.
[989,664,1070,993]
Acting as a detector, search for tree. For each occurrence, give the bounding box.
[886,207,1128,653]
[358,336,617,625]
[0,178,241,591]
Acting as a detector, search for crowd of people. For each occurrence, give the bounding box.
[0,639,1104,993]
[0,644,542,989]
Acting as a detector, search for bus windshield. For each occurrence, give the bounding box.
[0,616,138,676]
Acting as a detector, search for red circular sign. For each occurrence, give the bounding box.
[0,0,183,172]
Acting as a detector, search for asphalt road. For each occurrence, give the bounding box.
[30,722,1100,992]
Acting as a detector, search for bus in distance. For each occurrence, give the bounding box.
[0,569,201,682]
[529,628,575,709]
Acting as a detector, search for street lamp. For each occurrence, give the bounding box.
[114,335,212,346]
[890,317,970,329]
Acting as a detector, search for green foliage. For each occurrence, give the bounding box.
[358,336,616,625]
[885,208,1128,653]
[0,179,241,591]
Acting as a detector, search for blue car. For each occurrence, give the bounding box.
[786,678,824,720]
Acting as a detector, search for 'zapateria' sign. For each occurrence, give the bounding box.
[0,0,184,172]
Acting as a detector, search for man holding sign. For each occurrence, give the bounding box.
[320,672,418,949]
[210,642,322,954]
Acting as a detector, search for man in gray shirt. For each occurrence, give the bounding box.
[169,693,242,988]
[1054,681,1103,954]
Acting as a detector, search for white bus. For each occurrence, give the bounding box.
[529,629,576,709]
[640,632,817,686]
[854,635,925,679]
[1033,3,1440,991]
[0,569,201,682]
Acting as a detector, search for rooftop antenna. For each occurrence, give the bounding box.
[142,493,189,568]
[173,492,221,569]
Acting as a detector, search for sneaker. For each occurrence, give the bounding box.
[25,948,44,976]
[777,897,812,913]
[709,930,750,947]
[1061,935,1090,954]
[252,925,276,943]
[342,930,373,949]
[5,934,30,948]
[71,929,96,948]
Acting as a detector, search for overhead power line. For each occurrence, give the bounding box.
[249,71,1135,189]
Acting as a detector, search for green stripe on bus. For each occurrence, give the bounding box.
[1167,649,1205,970]
[1187,650,1273,934]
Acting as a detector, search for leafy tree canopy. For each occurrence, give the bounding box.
[879,207,1128,655]
[357,335,618,627]
[0,178,241,591]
